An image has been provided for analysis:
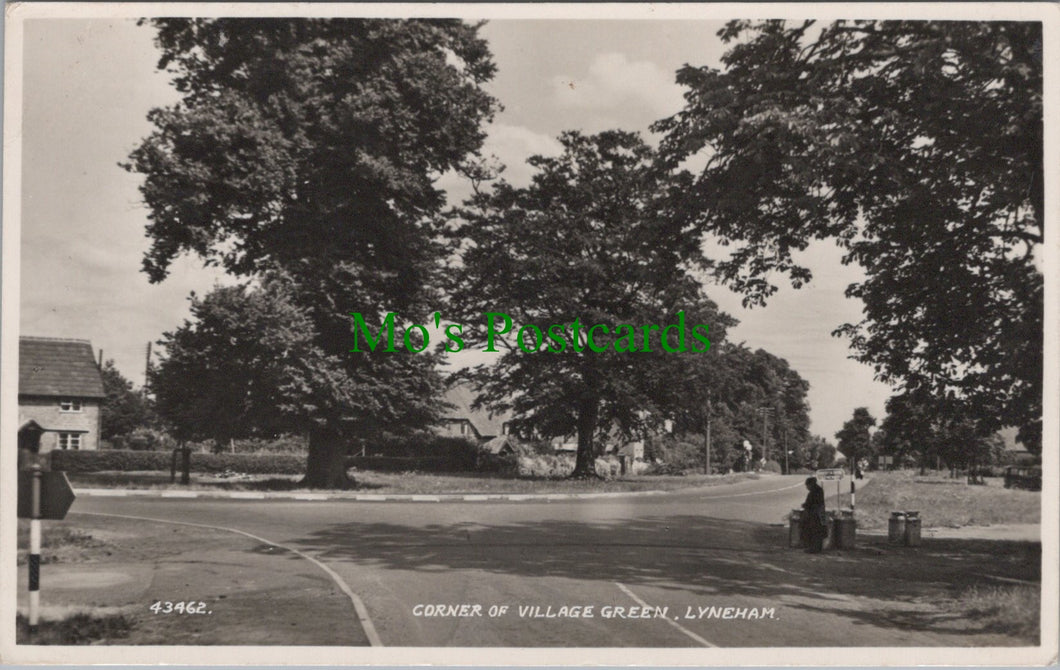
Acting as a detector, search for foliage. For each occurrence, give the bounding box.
[655,20,1043,451]
[879,388,1007,470]
[804,435,838,470]
[113,426,179,452]
[99,360,154,440]
[125,18,499,487]
[448,130,734,478]
[835,408,876,466]
[51,449,306,475]
[671,343,812,472]
[152,279,350,441]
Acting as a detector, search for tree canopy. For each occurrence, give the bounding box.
[126,19,500,486]
[654,20,1043,451]
[448,130,735,477]
[835,407,877,469]
[99,360,153,441]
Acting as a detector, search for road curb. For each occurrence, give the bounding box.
[72,487,680,503]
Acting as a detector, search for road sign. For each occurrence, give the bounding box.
[17,471,76,520]
[815,468,845,481]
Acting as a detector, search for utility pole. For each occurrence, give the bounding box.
[143,342,152,397]
[757,407,774,464]
[783,428,788,475]
[703,397,712,475]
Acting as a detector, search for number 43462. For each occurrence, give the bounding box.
[149,601,210,614]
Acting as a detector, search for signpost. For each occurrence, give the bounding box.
[18,465,76,631]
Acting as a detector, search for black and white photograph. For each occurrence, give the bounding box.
[2,3,1056,665]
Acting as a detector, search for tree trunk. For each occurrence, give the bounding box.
[570,396,600,479]
[303,426,354,489]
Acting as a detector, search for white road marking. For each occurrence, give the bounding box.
[73,510,382,647]
[411,495,441,502]
[696,481,805,500]
[614,582,717,648]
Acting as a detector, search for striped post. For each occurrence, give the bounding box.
[29,464,42,631]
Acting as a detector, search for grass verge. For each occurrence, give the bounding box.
[16,613,134,645]
[856,471,1040,529]
[68,470,760,494]
[16,522,108,565]
[954,584,1040,640]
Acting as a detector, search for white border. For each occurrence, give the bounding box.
[2,3,1057,666]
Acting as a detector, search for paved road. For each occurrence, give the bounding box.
[68,475,1037,647]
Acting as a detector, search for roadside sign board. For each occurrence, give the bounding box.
[17,471,76,520]
[815,468,845,481]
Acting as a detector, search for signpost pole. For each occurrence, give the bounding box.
[29,464,42,632]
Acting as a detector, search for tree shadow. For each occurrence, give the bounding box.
[277,513,1039,639]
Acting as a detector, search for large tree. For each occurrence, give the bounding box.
[99,360,153,441]
[125,19,499,486]
[668,342,811,473]
[655,20,1043,452]
[835,407,877,472]
[448,130,734,477]
[880,387,1008,472]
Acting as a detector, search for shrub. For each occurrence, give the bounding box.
[111,427,178,452]
[51,449,304,475]
[762,459,782,473]
[515,454,574,478]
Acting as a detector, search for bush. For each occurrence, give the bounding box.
[762,459,782,473]
[515,454,574,478]
[51,449,304,475]
[111,427,178,452]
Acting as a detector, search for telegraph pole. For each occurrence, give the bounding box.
[757,407,774,463]
[703,397,712,475]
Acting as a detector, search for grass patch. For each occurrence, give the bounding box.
[16,522,107,565]
[350,470,758,494]
[955,584,1040,640]
[857,471,1040,529]
[16,612,134,645]
[69,469,759,494]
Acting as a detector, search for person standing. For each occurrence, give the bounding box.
[800,476,828,553]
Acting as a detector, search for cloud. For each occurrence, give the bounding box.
[551,52,686,121]
[436,123,563,204]
[482,124,564,187]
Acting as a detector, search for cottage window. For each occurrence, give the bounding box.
[58,433,81,450]
[59,399,83,412]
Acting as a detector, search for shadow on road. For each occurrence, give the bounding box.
[280,513,1039,641]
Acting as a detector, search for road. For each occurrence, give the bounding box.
[64,475,1037,647]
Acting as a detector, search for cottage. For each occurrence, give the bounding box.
[19,336,105,453]
[437,384,512,442]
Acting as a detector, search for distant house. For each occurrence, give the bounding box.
[437,384,512,442]
[19,336,106,453]
[998,426,1036,464]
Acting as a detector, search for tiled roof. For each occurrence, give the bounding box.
[19,336,105,398]
[441,383,510,439]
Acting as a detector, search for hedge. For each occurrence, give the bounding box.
[51,449,305,475]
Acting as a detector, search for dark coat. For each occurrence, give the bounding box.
[800,484,828,543]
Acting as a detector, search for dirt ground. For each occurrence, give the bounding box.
[16,516,367,645]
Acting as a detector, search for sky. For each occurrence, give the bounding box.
[17,17,894,440]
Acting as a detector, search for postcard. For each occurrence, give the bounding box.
[2,2,1057,666]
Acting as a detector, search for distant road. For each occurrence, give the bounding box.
[72,475,1036,647]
